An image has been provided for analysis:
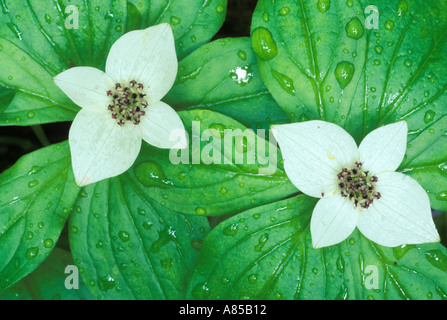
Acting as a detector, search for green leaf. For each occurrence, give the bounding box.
[133,109,296,216]
[69,172,210,300]
[0,248,92,300]
[0,142,80,292]
[251,0,447,210]
[165,37,289,131]
[0,87,14,115]
[187,195,447,300]
[0,37,79,125]
[127,0,227,59]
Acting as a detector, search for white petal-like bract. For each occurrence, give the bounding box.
[311,195,359,248]
[272,120,359,198]
[69,109,142,186]
[105,23,178,104]
[357,171,440,247]
[139,101,187,149]
[359,121,407,174]
[54,67,114,111]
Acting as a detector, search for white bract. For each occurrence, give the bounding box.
[54,23,187,187]
[272,120,440,248]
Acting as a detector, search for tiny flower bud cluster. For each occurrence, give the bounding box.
[337,161,381,209]
[107,80,148,126]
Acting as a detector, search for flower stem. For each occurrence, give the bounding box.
[31,125,51,147]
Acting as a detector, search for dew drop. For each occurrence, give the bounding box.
[229,66,254,87]
[97,275,116,292]
[170,16,181,25]
[392,244,415,259]
[222,224,238,236]
[142,221,153,230]
[424,250,447,272]
[345,17,364,40]
[44,239,53,248]
[397,0,408,17]
[191,282,210,299]
[374,45,383,54]
[195,207,207,215]
[334,61,355,89]
[278,7,290,16]
[25,247,39,260]
[248,274,258,284]
[271,69,296,96]
[44,14,52,24]
[28,180,39,188]
[237,50,247,61]
[251,27,278,61]
[317,0,331,13]
[435,191,447,201]
[424,110,435,123]
[134,161,173,188]
[118,231,130,242]
[254,233,269,251]
[384,20,395,31]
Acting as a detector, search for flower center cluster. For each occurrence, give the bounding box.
[337,161,381,209]
[107,80,148,126]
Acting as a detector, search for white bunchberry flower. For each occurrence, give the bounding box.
[54,23,187,187]
[272,120,440,248]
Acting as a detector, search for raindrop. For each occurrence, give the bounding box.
[334,61,355,89]
[271,69,296,96]
[251,27,278,61]
[25,247,39,260]
[170,16,181,25]
[44,239,53,248]
[384,20,395,31]
[278,7,290,16]
[195,207,207,215]
[229,66,254,87]
[118,231,130,242]
[248,274,258,284]
[28,180,39,188]
[345,17,364,40]
[374,45,383,54]
[317,0,331,13]
[97,275,116,292]
[424,110,435,123]
[237,50,247,61]
[191,282,210,299]
[134,161,173,188]
[222,224,238,236]
[397,0,408,17]
[254,233,269,251]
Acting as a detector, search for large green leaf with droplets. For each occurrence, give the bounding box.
[0,142,80,292]
[0,0,227,126]
[187,195,447,300]
[69,173,210,300]
[165,37,288,131]
[250,0,447,210]
[126,0,227,59]
[0,248,92,300]
[132,109,296,216]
